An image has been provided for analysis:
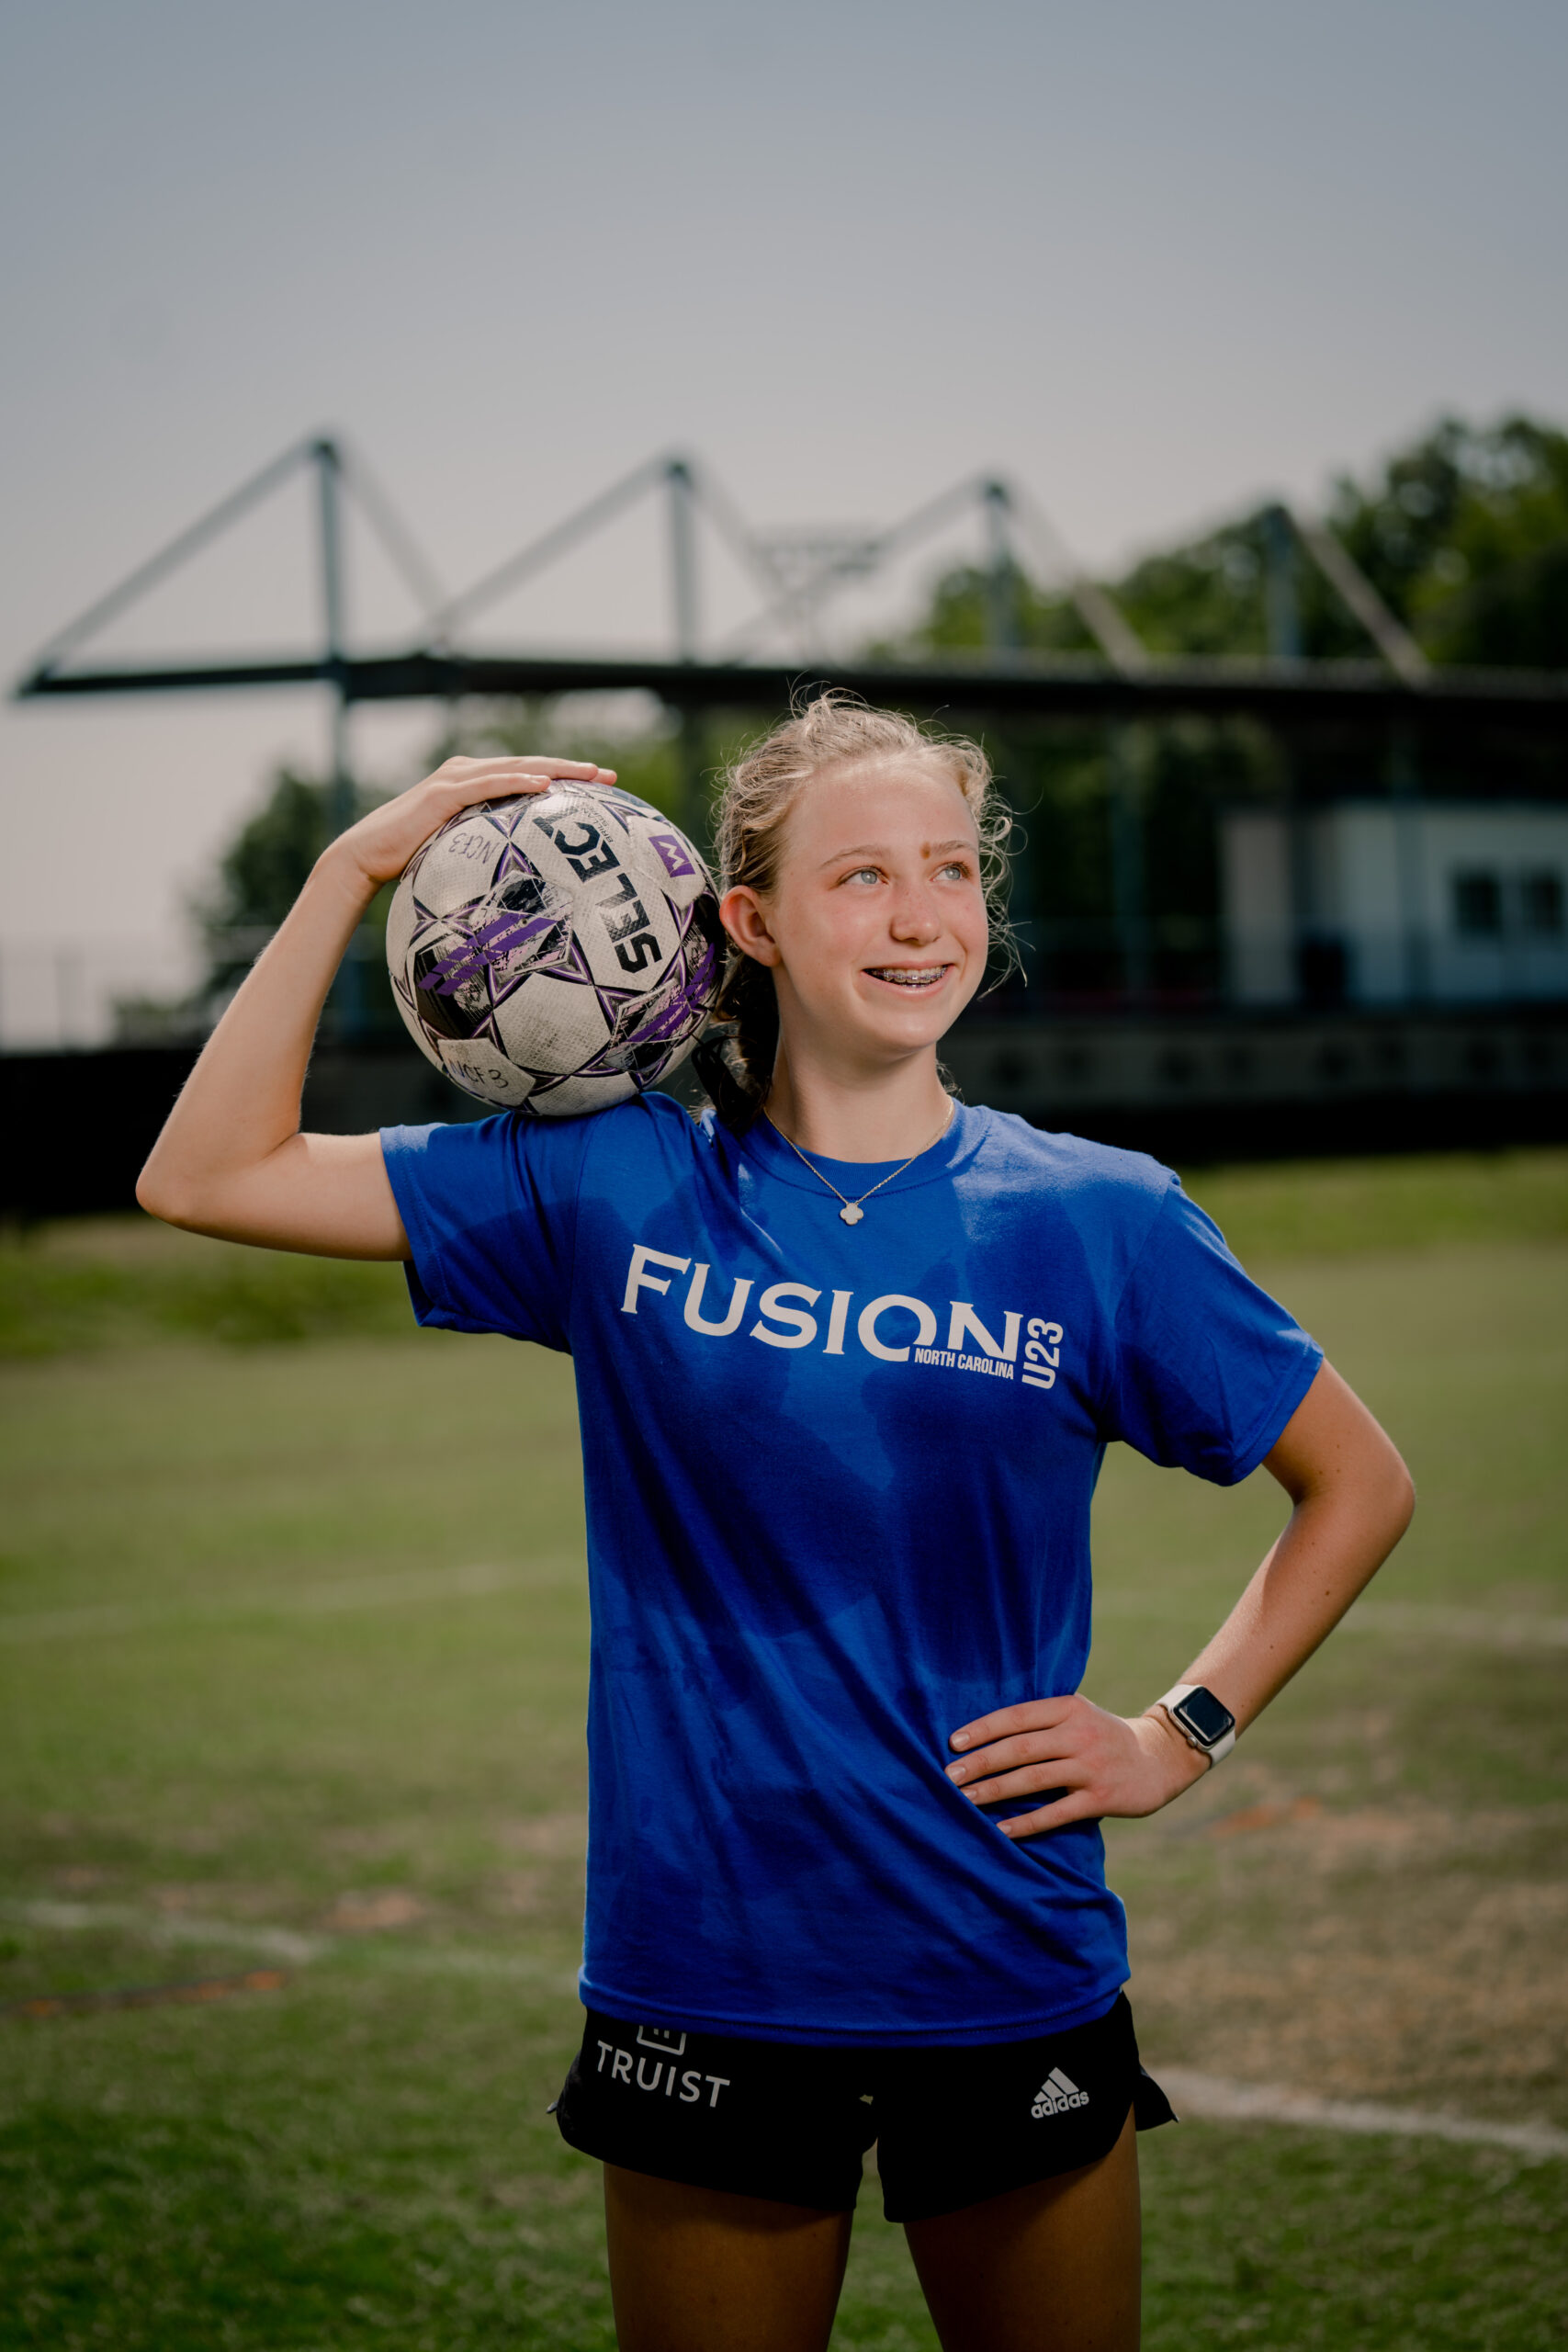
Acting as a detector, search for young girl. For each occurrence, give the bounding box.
[139,695,1414,2352]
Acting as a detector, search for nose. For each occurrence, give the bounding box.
[888,879,942,945]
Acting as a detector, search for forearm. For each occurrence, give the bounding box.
[1171,1473,1411,1737]
[137,842,373,1226]
[135,752,615,1259]
[947,1363,1415,1834]
[1166,1366,1415,1741]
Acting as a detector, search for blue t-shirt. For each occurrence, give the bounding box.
[381,1095,1320,2046]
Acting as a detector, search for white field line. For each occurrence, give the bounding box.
[1161,2068,1568,2163]
[1095,1591,1568,1650]
[1,1898,578,1990]
[9,1899,324,1963]
[9,1898,1562,2159]
[0,1559,574,1645]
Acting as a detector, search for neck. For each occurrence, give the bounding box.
[763,1041,952,1161]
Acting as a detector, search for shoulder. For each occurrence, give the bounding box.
[383,1089,707,1193]
[570,1087,713,1170]
[513,1089,722,1207]
[962,1104,1177,1218]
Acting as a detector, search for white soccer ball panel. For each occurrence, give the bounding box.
[387,784,720,1114]
[576,879,683,995]
[520,797,682,995]
[407,811,511,916]
[529,1069,639,1119]
[491,972,613,1075]
[624,814,713,910]
[437,1037,536,1106]
[384,884,423,1003]
[596,791,716,913]
[598,950,702,1067]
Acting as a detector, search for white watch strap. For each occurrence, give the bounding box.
[1156,1682,1236,1766]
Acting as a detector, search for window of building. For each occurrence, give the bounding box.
[1452,871,1503,937]
[1520,871,1564,935]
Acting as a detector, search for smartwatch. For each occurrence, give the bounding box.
[1156,1682,1237,1766]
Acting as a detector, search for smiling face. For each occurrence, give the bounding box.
[718,755,990,1080]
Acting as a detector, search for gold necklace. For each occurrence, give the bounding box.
[761,1099,955,1226]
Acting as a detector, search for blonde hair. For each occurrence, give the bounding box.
[702,690,1013,1115]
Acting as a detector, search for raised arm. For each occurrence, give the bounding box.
[944,1362,1416,1833]
[136,754,615,1260]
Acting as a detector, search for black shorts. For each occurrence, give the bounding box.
[552,1993,1174,2223]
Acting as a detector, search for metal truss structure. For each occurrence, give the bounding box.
[17,434,1568,761]
[10,436,1568,1134]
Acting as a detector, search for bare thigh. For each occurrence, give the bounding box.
[600,2113,1139,2352]
[904,2107,1142,2352]
[602,2164,854,2352]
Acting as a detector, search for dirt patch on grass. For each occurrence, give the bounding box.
[497,1811,588,1860]
[1128,1801,1568,2126]
[321,1889,429,1931]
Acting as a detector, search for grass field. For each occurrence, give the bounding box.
[2,1148,1565,2349]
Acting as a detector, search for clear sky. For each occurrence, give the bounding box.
[3,0,1565,1037]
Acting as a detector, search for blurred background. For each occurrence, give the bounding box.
[3,6,1565,2347]
[5,0,1568,1198]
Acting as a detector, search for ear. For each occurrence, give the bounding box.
[719,885,782,968]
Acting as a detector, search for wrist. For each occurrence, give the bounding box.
[1151,1680,1238,1771]
[312,836,381,913]
[1138,1705,1213,1793]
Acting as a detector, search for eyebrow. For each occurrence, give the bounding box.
[819,838,976,868]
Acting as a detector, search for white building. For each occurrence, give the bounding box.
[1221,801,1568,1006]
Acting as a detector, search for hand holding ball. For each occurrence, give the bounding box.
[387,782,723,1115]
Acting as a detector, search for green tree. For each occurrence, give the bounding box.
[897,567,1098,660]
[443,695,773,854]
[899,413,1568,671]
[439,699,685,816]
[887,413,1568,1006]
[1331,414,1568,667]
[197,768,399,1035]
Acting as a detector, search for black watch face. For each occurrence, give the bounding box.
[1176,1688,1235,1747]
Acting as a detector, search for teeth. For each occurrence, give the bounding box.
[869,967,945,986]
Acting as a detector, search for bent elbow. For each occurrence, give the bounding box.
[136,1158,194,1229]
[135,1160,166,1221]
[1386,1452,1416,1541]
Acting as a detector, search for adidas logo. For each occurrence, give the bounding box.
[1031,2067,1089,2119]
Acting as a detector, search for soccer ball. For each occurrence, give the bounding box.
[386,784,724,1114]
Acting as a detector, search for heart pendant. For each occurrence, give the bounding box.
[840,1203,864,1225]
